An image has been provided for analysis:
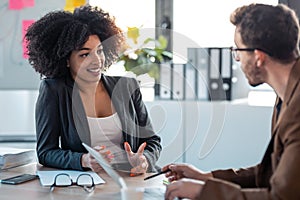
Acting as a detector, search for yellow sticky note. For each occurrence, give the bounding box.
[127,27,140,44]
[64,0,86,12]
[73,0,86,7]
[163,179,170,185]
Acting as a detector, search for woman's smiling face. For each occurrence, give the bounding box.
[68,35,105,84]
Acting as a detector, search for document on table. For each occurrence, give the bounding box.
[36,170,105,186]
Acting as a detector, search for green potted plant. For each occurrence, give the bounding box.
[118,27,172,82]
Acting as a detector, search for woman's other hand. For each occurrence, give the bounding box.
[124,142,148,175]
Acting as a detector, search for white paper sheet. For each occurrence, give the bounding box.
[36,170,105,186]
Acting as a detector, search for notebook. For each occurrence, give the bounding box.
[0,147,36,170]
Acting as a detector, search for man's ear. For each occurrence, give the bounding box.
[254,49,266,67]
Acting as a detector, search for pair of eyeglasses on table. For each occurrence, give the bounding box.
[50,173,95,193]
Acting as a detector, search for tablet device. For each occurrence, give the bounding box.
[111,163,132,173]
[82,143,127,189]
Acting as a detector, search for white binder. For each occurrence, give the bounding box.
[185,63,196,100]
[196,48,209,100]
[172,64,184,100]
[159,63,172,99]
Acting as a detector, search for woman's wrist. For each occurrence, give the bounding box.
[81,153,89,168]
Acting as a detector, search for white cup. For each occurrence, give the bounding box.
[121,187,145,200]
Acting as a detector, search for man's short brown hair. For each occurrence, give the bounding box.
[230,3,300,63]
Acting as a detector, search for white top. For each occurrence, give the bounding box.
[87,113,127,163]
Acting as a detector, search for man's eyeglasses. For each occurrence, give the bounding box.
[50,173,95,193]
[230,47,256,61]
[230,47,271,61]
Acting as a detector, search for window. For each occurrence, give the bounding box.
[89,0,155,30]
[173,0,278,63]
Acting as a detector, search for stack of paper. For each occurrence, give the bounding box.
[0,147,36,170]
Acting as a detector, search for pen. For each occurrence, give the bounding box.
[144,168,171,181]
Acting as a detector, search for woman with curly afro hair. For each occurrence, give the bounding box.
[25,4,161,174]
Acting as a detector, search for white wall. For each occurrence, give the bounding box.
[184,101,272,171]
[0,90,37,136]
[146,100,272,169]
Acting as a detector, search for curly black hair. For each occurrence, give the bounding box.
[25,4,125,78]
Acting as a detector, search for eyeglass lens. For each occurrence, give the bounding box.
[55,174,72,186]
[77,174,94,187]
[231,50,238,60]
[51,173,94,193]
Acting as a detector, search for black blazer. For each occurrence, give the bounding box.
[35,73,161,172]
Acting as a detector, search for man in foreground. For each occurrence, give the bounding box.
[164,3,300,200]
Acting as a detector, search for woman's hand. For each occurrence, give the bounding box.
[165,178,204,200]
[162,163,213,182]
[124,142,148,175]
[81,145,114,173]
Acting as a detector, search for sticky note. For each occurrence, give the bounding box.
[73,0,86,7]
[22,20,35,59]
[9,0,24,10]
[163,179,170,185]
[23,0,35,8]
[64,0,86,12]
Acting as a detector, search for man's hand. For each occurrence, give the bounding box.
[165,178,204,200]
[162,163,212,182]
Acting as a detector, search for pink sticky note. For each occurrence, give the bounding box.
[23,0,35,7]
[22,20,35,59]
[9,0,24,10]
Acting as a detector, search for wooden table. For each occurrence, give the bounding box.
[0,163,166,200]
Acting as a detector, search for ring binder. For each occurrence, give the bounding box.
[159,63,172,99]
[172,63,184,100]
[187,47,232,101]
[208,48,232,101]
